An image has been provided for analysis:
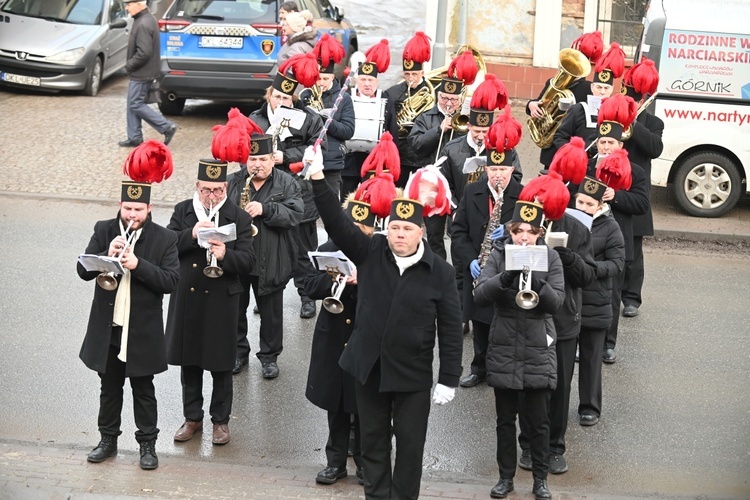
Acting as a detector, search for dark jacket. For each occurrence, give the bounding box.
[474,240,565,390]
[165,199,255,371]
[581,206,625,330]
[311,178,464,392]
[303,240,358,414]
[623,112,664,237]
[227,167,303,296]
[553,102,598,159]
[384,79,431,168]
[450,177,523,324]
[276,27,318,62]
[249,101,326,222]
[407,103,467,169]
[126,8,160,81]
[77,215,179,378]
[299,79,356,171]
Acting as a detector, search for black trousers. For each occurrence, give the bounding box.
[424,214,447,261]
[341,175,360,204]
[98,345,158,442]
[495,388,551,479]
[578,326,606,417]
[622,236,644,308]
[355,364,431,500]
[236,274,285,362]
[519,336,576,456]
[180,365,233,424]
[293,220,319,300]
[605,265,628,350]
[326,411,362,468]
[323,170,342,203]
[469,321,491,377]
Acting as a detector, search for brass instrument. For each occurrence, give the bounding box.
[515,266,539,309]
[473,179,504,289]
[203,202,223,278]
[307,84,324,112]
[621,92,658,140]
[239,169,259,237]
[322,271,347,314]
[396,78,436,137]
[97,220,135,291]
[527,48,592,148]
[271,117,291,153]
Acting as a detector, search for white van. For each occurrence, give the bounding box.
[637,0,750,217]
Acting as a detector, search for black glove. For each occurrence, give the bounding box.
[530,277,543,292]
[499,270,520,288]
[554,246,576,266]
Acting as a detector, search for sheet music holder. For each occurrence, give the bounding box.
[463,155,487,175]
[271,105,306,130]
[78,254,125,275]
[308,250,355,276]
[197,223,237,249]
[505,245,549,272]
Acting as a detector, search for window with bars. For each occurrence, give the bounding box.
[596,0,648,58]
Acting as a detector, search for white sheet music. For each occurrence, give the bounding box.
[308,251,356,276]
[197,223,237,249]
[463,155,487,174]
[545,232,569,248]
[78,254,125,275]
[505,245,548,272]
[272,105,306,129]
[564,207,593,230]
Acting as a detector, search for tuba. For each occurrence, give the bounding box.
[527,48,591,148]
[515,266,539,309]
[396,78,436,137]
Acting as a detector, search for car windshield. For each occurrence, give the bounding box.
[1,0,105,25]
[168,0,277,23]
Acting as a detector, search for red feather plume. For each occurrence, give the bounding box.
[405,166,451,217]
[596,149,632,191]
[470,73,508,112]
[571,31,604,63]
[313,33,346,67]
[403,31,431,64]
[519,171,570,221]
[211,108,264,163]
[360,131,401,181]
[549,136,588,184]
[485,106,522,152]
[279,52,320,88]
[447,50,478,85]
[355,173,397,218]
[595,42,626,79]
[365,39,391,73]
[597,94,638,129]
[623,57,659,96]
[123,139,173,184]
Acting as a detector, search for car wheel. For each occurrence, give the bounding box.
[673,151,743,217]
[83,56,103,97]
[159,96,186,116]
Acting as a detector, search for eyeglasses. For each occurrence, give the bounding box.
[199,187,225,196]
[439,95,460,105]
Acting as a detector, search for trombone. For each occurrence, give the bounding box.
[97,220,135,291]
[515,266,539,310]
[203,202,224,278]
[322,270,347,314]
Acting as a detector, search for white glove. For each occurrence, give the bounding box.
[302,145,324,178]
[432,383,456,405]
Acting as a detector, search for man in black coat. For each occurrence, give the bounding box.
[166,160,255,446]
[78,180,179,469]
[306,149,463,500]
[227,135,303,378]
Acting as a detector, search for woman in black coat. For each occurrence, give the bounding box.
[574,178,625,426]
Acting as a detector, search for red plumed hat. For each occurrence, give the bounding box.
[595,42,626,79]
[211,108,264,163]
[470,73,508,112]
[519,171,570,221]
[355,173,397,219]
[622,57,659,96]
[365,39,391,73]
[313,33,346,68]
[405,164,452,217]
[123,139,174,184]
[403,31,431,64]
[486,106,522,152]
[448,49,479,85]
[596,148,632,191]
[597,94,638,129]
[571,31,604,63]
[549,136,588,184]
[279,52,320,88]
[360,131,401,181]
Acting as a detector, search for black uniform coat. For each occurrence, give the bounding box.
[165,199,255,371]
[126,9,160,81]
[451,177,523,324]
[311,179,464,392]
[303,240,358,414]
[249,101,326,223]
[77,215,179,378]
[407,103,467,169]
[623,112,664,237]
[581,206,625,330]
[384,79,431,169]
[474,239,565,390]
[553,102,598,159]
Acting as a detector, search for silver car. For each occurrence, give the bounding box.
[0,0,132,96]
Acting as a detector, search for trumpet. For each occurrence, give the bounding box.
[203,202,224,278]
[323,272,347,314]
[515,266,539,309]
[97,220,135,291]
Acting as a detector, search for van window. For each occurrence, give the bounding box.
[167,0,277,23]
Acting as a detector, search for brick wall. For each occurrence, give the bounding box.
[486,62,558,101]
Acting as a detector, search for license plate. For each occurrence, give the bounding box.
[1,72,41,86]
[199,36,243,49]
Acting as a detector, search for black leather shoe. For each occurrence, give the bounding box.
[261,361,279,379]
[532,476,552,499]
[315,466,347,484]
[490,478,514,498]
[518,448,532,470]
[163,124,177,145]
[139,440,158,470]
[300,301,316,318]
[459,373,485,388]
[623,305,639,317]
[233,357,248,375]
[87,435,117,463]
[253,305,260,315]
[118,139,143,147]
[356,466,365,485]
[580,413,599,426]
[548,452,568,474]
[603,348,617,364]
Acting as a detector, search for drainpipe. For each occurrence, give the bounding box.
[433,0,448,68]
[458,0,467,46]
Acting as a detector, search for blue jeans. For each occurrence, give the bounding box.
[126,79,172,141]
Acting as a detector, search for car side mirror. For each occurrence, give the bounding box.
[110,18,127,29]
[335,6,344,23]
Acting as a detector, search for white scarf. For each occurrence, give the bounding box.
[192,192,226,225]
[266,105,293,142]
[466,133,485,156]
[113,219,142,362]
[392,240,425,275]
